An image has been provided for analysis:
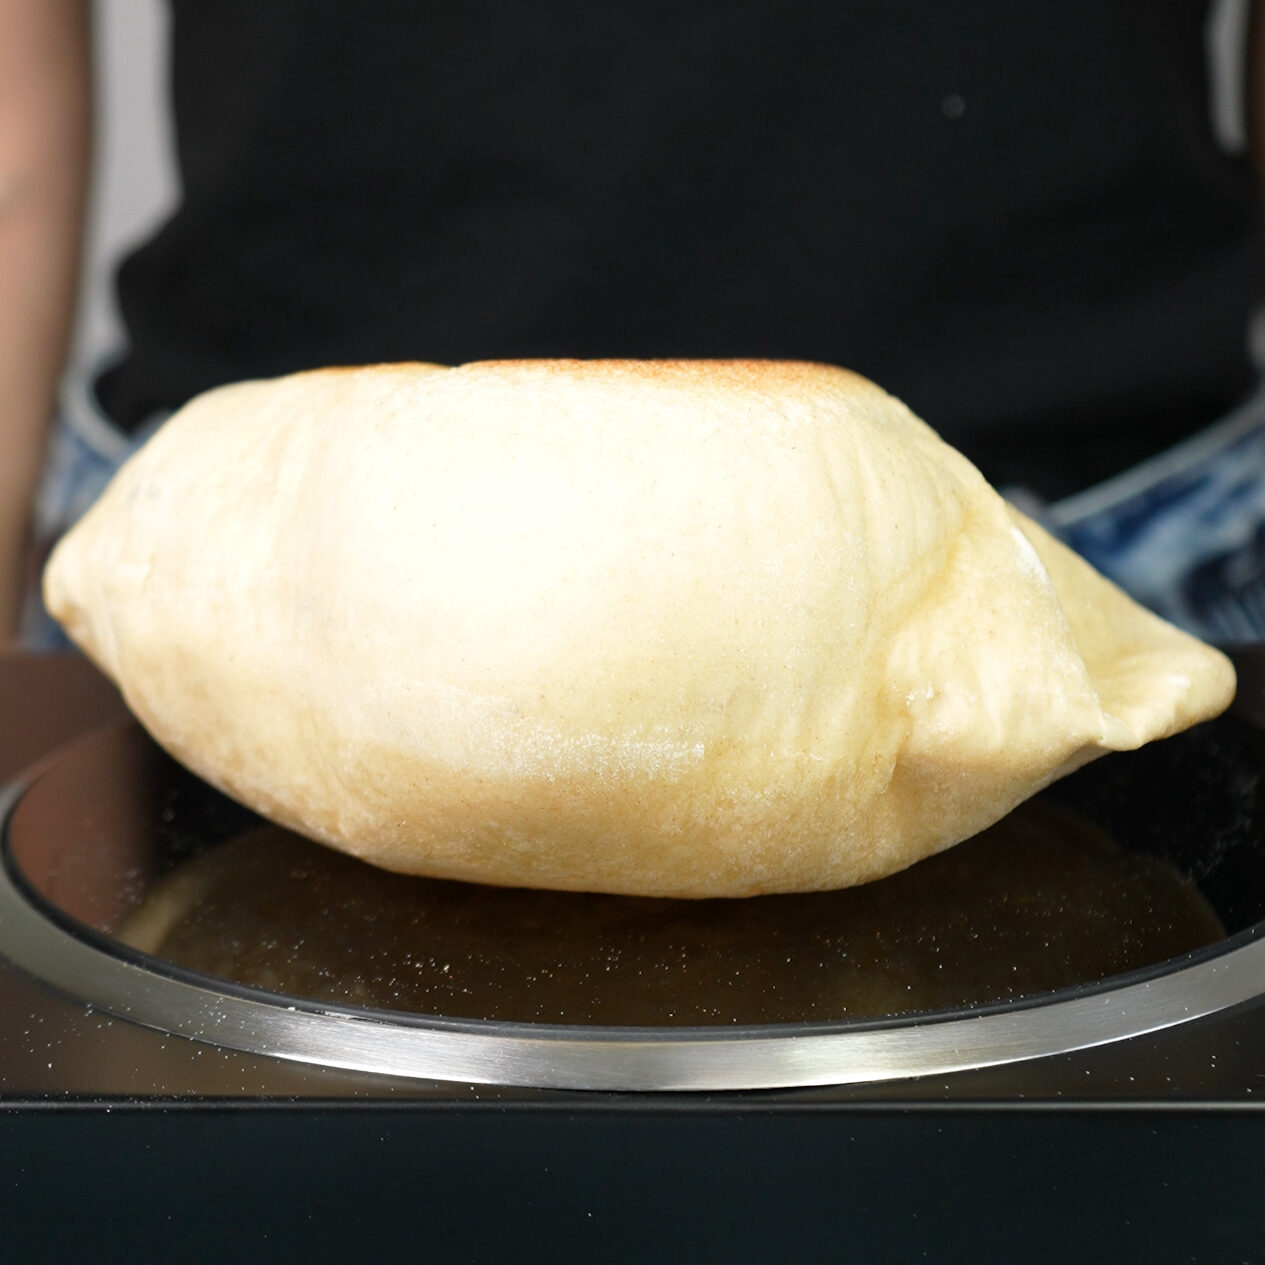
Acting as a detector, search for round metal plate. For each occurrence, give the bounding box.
[1,689,1264,1091]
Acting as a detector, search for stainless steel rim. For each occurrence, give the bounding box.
[2,778,1263,1092]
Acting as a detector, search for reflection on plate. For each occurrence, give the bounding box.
[117,798,1222,1027]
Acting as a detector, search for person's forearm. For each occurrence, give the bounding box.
[0,0,91,642]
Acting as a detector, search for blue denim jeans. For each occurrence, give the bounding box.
[1040,382,1265,644]
[20,370,163,651]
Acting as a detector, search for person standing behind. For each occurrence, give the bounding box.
[3,1,1265,645]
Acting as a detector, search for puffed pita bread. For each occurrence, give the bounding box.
[45,360,1235,897]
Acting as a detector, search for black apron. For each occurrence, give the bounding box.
[99,0,1262,496]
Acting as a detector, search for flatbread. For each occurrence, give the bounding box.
[44,360,1235,897]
